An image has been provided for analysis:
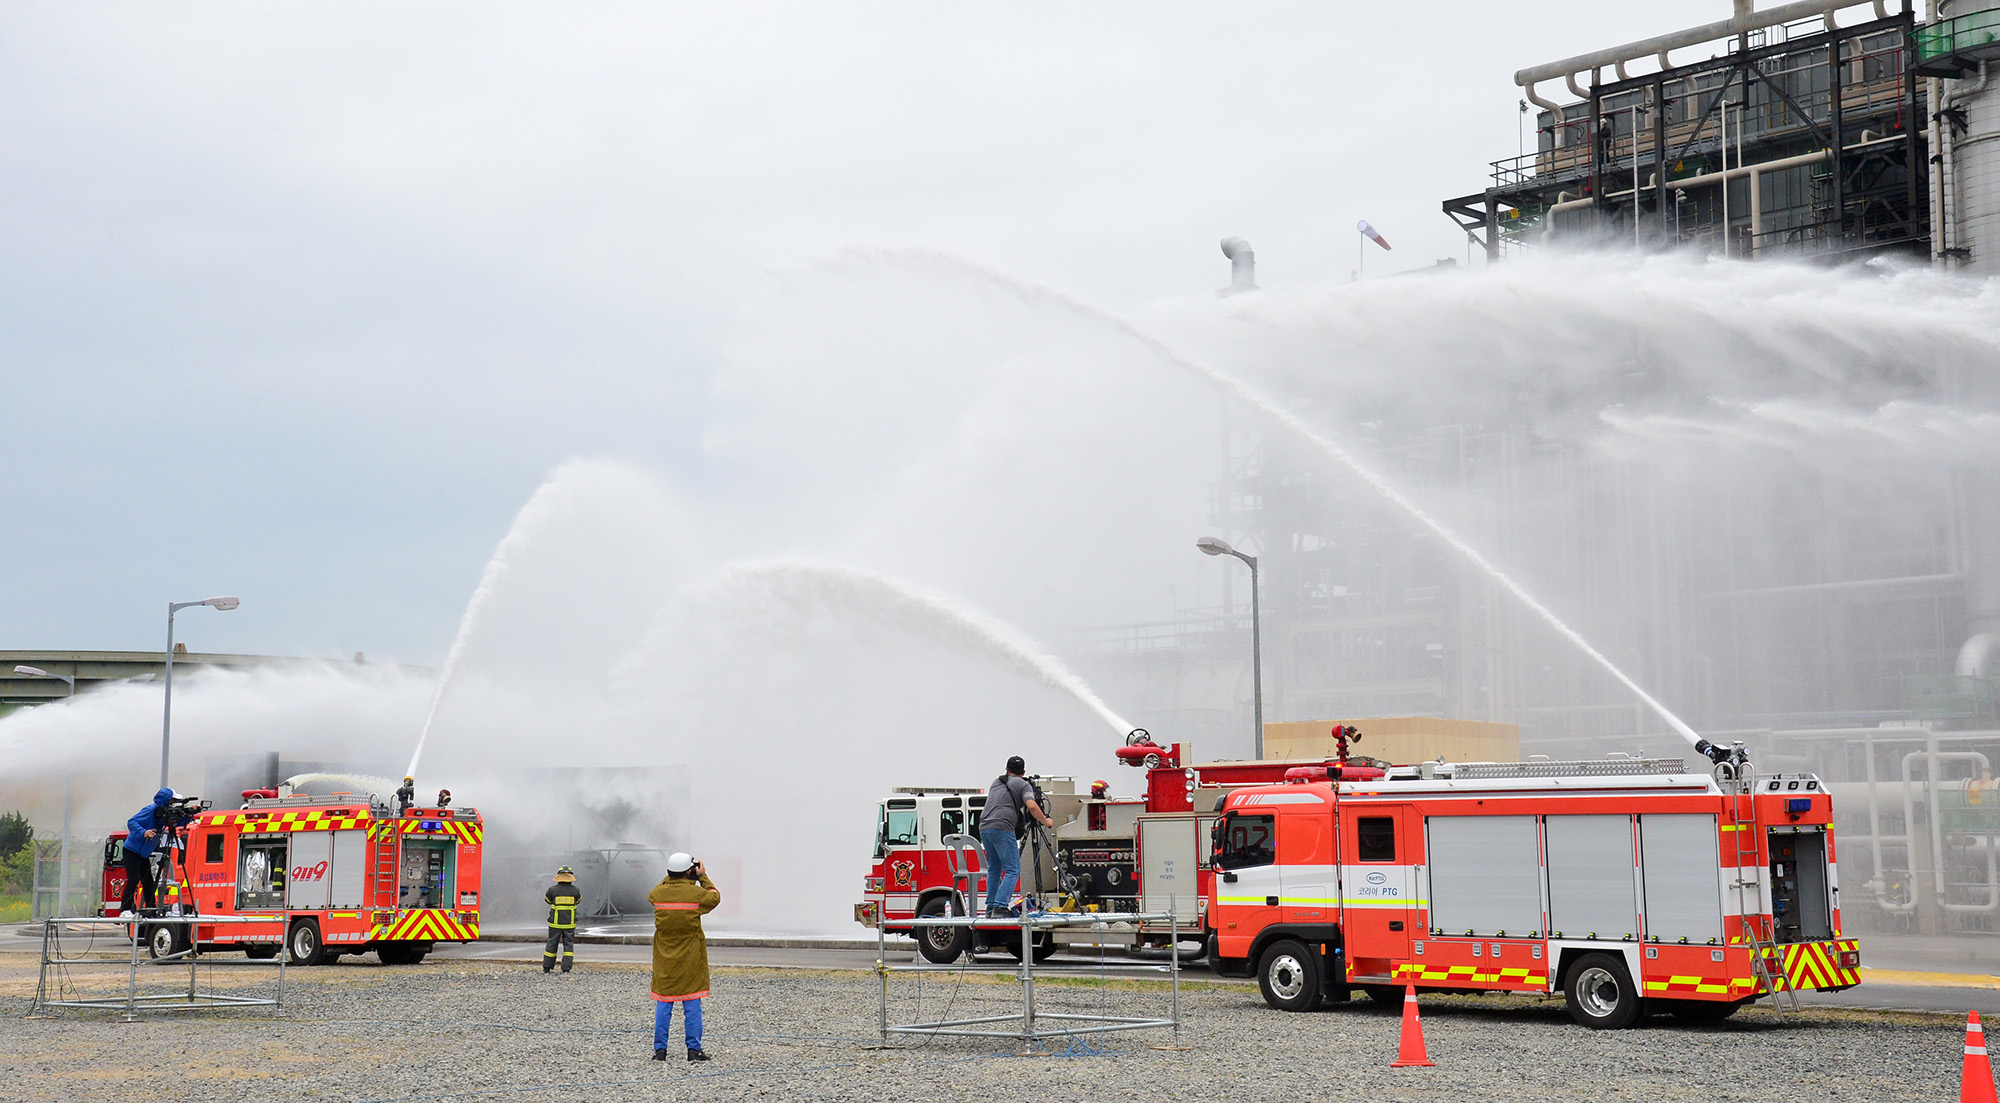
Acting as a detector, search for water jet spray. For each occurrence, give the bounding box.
[835,248,1708,751]
[626,559,1136,738]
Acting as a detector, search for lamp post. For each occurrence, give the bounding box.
[13,663,77,915]
[1197,537,1263,759]
[13,665,75,917]
[162,597,240,789]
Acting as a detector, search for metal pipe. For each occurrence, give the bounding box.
[1864,731,1918,912]
[58,775,70,919]
[1170,894,1181,1041]
[1219,238,1257,296]
[1516,0,1884,99]
[162,605,177,789]
[1904,739,1999,912]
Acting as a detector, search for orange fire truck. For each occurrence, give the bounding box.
[103,790,483,966]
[1207,751,1861,1027]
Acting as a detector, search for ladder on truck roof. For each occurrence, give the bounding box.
[1727,769,1800,1012]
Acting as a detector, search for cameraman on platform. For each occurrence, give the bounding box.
[981,756,1054,917]
[117,788,183,916]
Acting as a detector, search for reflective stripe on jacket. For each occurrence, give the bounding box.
[546,883,583,929]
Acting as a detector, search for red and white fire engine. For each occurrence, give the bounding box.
[1208,748,1861,1027]
[104,789,483,966]
[854,731,1373,963]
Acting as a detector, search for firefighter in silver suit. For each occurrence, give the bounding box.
[544,866,582,973]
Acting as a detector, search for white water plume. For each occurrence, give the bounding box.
[820,246,1708,748]
[282,771,401,798]
[618,559,1134,736]
[408,458,688,780]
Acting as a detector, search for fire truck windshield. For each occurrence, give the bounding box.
[875,806,920,857]
[1217,813,1275,869]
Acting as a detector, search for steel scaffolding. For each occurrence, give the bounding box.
[30,915,287,1021]
[874,909,1184,1053]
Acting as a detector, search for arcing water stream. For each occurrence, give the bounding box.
[623,559,1135,736]
[836,247,1709,748]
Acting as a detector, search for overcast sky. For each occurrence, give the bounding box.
[2,2,1699,663]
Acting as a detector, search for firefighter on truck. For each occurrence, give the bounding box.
[1205,749,1862,1029]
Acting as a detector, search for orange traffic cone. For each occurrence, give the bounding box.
[1389,983,1434,1068]
[1963,1010,1997,1103]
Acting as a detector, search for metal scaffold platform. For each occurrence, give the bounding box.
[874,909,1185,1053]
[30,915,288,1021]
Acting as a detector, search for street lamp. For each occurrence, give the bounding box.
[1197,537,1263,760]
[13,665,77,917]
[12,665,76,694]
[162,596,241,788]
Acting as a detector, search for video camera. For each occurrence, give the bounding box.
[160,794,209,825]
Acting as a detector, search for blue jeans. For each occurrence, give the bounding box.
[655,998,703,1051]
[980,828,1020,914]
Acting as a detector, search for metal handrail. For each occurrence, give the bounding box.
[1915,8,2000,63]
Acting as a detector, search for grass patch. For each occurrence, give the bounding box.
[0,894,28,923]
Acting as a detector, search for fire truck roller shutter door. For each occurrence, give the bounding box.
[1139,817,1200,925]
[1637,815,1723,945]
[1546,815,1640,941]
[287,831,332,910]
[329,830,367,910]
[1426,815,1541,937]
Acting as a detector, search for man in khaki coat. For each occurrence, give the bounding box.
[649,852,720,1062]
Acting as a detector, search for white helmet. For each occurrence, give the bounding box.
[665,852,694,873]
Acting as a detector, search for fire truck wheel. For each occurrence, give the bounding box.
[1256,939,1322,1012]
[287,920,326,966]
[144,923,188,960]
[913,896,969,964]
[1563,952,1642,1029]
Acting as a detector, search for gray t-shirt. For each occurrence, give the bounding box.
[981,775,1036,834]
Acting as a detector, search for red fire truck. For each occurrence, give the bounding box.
[1207,753,1861,1027]
[854,735,1373,963]
[103,790,483,966]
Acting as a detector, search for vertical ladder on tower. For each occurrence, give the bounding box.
[1729,777,1800,1012]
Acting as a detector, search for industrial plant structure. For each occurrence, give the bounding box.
[1081,0,2000,941]
[1442,0,2000,273]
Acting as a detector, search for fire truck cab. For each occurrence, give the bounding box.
[1207,756,1860,1028]
[855,744,1361,964]
[105,791,483,966]
[855,781,1157,962]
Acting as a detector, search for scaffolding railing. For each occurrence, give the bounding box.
[875,907,1183,1053]
[30,915,287,1021]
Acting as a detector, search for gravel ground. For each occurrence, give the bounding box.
[0,951,1974,1102]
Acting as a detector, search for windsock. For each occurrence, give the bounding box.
[1357,220,1393,251]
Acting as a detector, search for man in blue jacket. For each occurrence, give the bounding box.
[118,788,179,916]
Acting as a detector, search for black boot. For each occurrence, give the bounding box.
[687,1048,711,1062]
[652,1048,670,1061]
